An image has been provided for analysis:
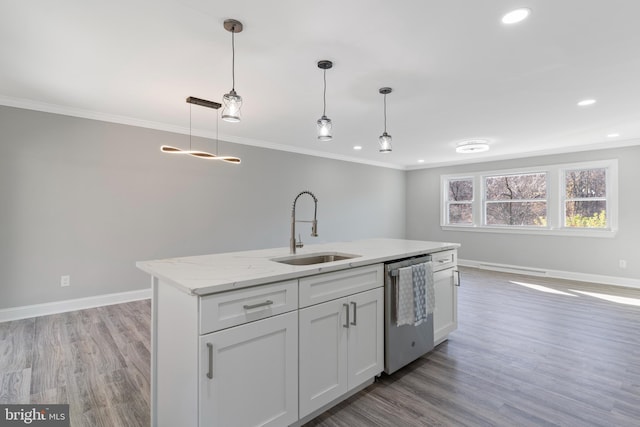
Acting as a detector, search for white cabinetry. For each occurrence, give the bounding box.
[298,265,384,418]
[432,250,459,345]
[199,311,298,427]
[152,279,298,427]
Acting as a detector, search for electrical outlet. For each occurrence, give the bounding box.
[61,275,71,287]
[619,260,627,269]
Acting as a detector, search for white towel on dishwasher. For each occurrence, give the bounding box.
[412,263,427,326]
[424,261,435,315]
[396,266,414,326]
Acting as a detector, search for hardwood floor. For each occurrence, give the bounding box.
[305,268,640,427]
[0,300,151,426]
[1,268,639,426]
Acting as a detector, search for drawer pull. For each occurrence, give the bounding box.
[351,301,357,326]
[243,300,274,310]
[206,343,214,379]
[343,303,350,328]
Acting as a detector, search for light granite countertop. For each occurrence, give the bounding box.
[136,238,460,296]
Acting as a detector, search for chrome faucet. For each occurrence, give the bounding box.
[290,190,318,254]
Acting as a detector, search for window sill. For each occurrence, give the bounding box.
[441,225,617,238]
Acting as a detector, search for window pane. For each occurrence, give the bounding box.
[565,201,607,228]
[486,202,547,226]
[448,179,473,201]
[448,203,473,224]
[565,168,606,198]
[486,173,546,201]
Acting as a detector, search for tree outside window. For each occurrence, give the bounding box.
[447,178,473,224]
[564,168,607,228]
[484,173,547,226]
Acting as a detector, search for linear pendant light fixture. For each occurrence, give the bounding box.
[222,19,243,123]
[378,87,392,153]
[160,97,241,164]
[317,60,333,141]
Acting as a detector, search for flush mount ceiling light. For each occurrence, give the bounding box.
[160,97,241,164]
[221,19,243,123]
[456,139,490,154]
[501,8,531,24]
[607,133,620,138]
[378,87,393,153]
[316,60,333,141]
[577,99,597,107]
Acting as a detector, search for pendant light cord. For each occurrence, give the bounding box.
[215,108,219,155]
[231,28,236,91]
[322,69,327,116]
[383,93,387,133]
[189,103,192,150]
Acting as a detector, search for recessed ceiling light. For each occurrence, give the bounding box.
[353,145,362,150]
[607,133,620,138]
[501,8,531,24]
[577,99,597,107]
[417,159,425,163]
[456,139,490,154]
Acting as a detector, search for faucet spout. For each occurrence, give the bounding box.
[290,190,319,254]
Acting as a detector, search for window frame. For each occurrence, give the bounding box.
[444,176,474,226]
[440,159,618,238]
[482,171,548,228]
[560,167,610,230]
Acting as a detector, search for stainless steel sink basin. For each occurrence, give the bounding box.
[271,252,361,266]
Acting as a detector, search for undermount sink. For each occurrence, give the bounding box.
[271,252,361,266]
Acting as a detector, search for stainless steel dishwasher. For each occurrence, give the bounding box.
[384,254,434,374]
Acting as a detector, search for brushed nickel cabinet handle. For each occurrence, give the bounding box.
[343,303,350,328]
[243,300,274,310]
[351,301,357,326]
[455,270,461,286]
[206,343,214,379]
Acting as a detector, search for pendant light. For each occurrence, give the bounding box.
[160,97,241,164]
[222,19,243,123]
[317,60,333,141]
[378,87,392,153]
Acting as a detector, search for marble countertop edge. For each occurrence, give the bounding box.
[136,238,460,296]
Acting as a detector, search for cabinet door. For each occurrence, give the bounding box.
[199,311,298,427]
[299,298,349,418]
[347,287,384,390]
[433,268,458,344]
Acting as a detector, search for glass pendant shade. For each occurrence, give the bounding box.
[316,60,333,141]
[378,87,393,153]
[222,89,242,122]
[317,115,333,141]
[379,132,392,152]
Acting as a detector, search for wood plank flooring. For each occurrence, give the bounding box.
[2,268,640,426]
[304,268,640,427]
[0,300,151,426]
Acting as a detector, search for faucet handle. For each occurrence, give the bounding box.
[296,233,304,248]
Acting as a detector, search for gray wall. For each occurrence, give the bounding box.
[0,106,406,309]
[406,145,640,280]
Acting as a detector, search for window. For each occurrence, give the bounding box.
[441,159,617,237]
[446,178,473,225]
[563,168,607,228]
[484,173,547,227]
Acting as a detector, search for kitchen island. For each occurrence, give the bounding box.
[137,238,460,427]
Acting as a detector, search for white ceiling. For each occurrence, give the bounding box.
[2,0,640,169]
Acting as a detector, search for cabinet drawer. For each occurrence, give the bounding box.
[299,264,383,308]
[200,280,298,334]
[431,249,457,271]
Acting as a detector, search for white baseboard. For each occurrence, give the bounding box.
[0,288,152,322]
[459,259,640,290]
